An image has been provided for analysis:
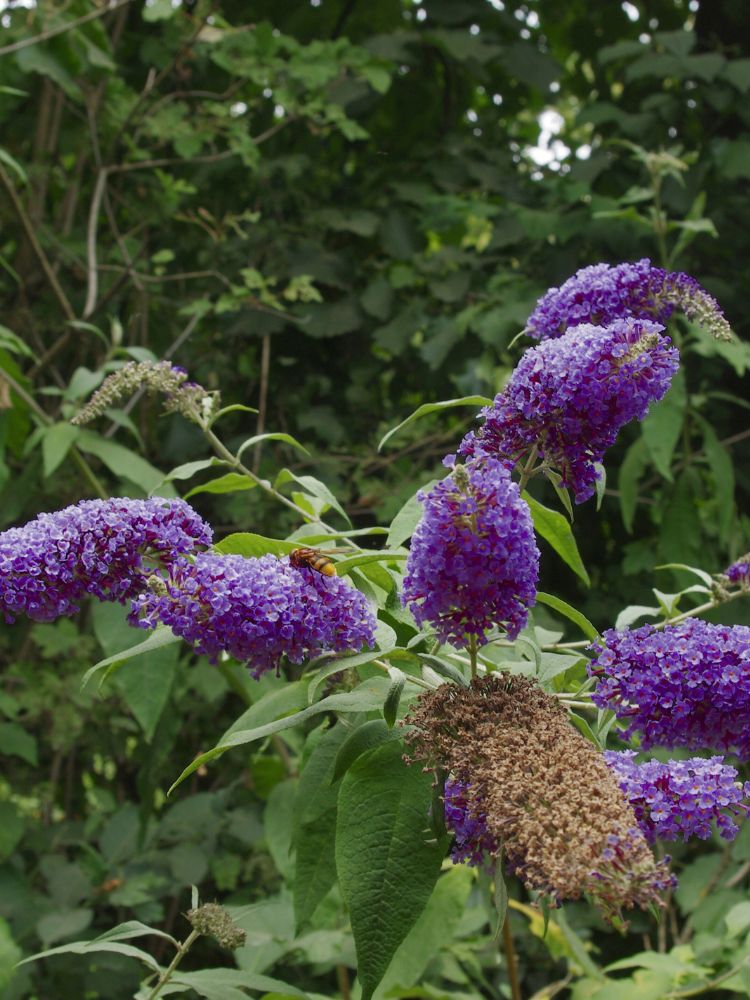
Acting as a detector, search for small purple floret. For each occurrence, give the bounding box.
[129,552,376,678]
[444,778,499,866]
[725,560,750,584]
[402,457,539,647]
[606,750,750,842]
[0,498,212,623]
[459,318,679,502]
[527,259,731,342]
[590,618,750,758]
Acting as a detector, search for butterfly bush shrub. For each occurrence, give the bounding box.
[8,261,748,1000]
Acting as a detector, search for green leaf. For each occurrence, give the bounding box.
[493,864,509,939]
[0,802,23,861]
[535,592,598,641]
[372,866,474,1000]
[416,653,468,687]
[81,625,180,689]
[115,639,179,742]
[641,371,686,481]
[336,741,447,1000]
[0,147,27,184]
[237,432,310,460]
[41,423,80,478]
[75,430,172,495]
[0,324,35,358]
[185,472,258,499]
[386,482,437,548]
[156,458,227,488]
[214,533,298,558]
[619,437,649,532]
[170,968,309,999]
[0,917,21,992]
[264,779,297,880]
[19,937,161,972]
[221,682,309,743]
[169,678,392,794]
[696,416,734,545]
[332,720,398,782]
[0,722,37,764]
[306,620,398,703]
[334,550,407,575]
[275,469,351,526]
[210,403,259,424]
[378,396,491,452]
[614,605,660,630]
[293,725,350,930]
[523,493,590,586]
[383,667,406,727]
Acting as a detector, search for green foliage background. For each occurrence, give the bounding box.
[2,0,750,997]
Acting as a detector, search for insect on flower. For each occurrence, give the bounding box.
[289,547,344,577]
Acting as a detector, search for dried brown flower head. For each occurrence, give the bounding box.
[187,902,246,950]
[404,674,673,921]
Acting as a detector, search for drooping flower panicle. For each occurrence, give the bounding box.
[459,318,679,502]
[71,360,218,426]
[402,458,539,647]
[526,259,732,342]
[129,551,376,677]
[405,675,673,921]
[589,618,750,758]
[606,750,750,843]
[0,498,212,623]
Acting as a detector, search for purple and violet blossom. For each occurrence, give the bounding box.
[402,457,539,647]
[444,778,499,866]
[526,258,732,342]
[0,498,212,623]
[589,618,750,758]
[129,551,376,677]
[606,750,750,843]
[724,557,750,585]
[458,318,679,502]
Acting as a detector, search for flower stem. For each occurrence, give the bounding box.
[468,635,478,680]
[517,445,539,494]
[502,914,522,1000]
[145,928,200,1000]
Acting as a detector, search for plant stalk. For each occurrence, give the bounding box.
[145,928,200,1000]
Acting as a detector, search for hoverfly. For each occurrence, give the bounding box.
[289,546,345,577]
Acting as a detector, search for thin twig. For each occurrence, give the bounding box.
[253,334,271,473]
[0,163,76,322]
[97,264,232,287]
[502,915,522,1000]
[0,0,133,58]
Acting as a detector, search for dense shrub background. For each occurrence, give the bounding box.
[2,1,750,997]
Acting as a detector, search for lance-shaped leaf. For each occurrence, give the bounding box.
[378,396,492,452]
[336,741,447,1000]
[523,493,590,586]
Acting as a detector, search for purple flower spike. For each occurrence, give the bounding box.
[589,618,750,758]
[0,498,212,623]
[129,552,376,678]
[527,259,732,342]
[606,751,750,843]
[459,318,679,502]
[444,778,499,866]
[402,458,539,647]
